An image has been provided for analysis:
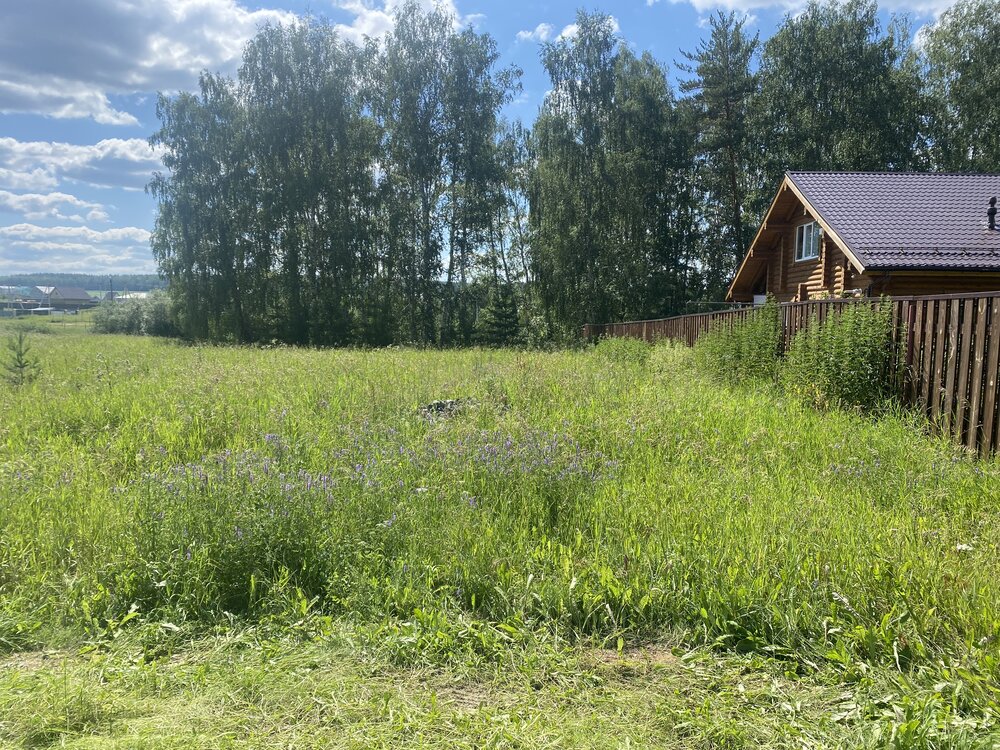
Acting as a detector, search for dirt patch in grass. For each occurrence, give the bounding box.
[430,681,498,713]
[585,643,682,671]
[0,650,69,673]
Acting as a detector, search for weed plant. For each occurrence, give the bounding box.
[92,292,177,337]
[694,299,782,385]
[782,301,896,411]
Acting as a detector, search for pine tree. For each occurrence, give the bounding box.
[4,331,39,386]
[476,284,521,346]
[681,12,759,301]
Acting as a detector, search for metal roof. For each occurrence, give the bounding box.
[49,286,94,301]
[788,171,1000,271]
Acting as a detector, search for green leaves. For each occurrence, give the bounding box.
[531,11,701,330]
[921,0,1000,171]
[151,6,521,347]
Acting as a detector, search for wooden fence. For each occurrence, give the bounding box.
[583,292,1000,457]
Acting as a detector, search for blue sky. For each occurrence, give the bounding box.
[0,0,948,275]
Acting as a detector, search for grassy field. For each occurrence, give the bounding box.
[1,325,998,748]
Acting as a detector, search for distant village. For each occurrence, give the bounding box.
[0,285,150,316]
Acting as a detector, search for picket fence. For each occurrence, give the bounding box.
[583,292,1000,457]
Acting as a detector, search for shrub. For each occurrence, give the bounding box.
[693,299,782,385]
[92,292,178,337]
[781,300,896,411]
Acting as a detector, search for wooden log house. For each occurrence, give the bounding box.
[727,172,1000,303]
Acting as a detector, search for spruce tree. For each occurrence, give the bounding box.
[477,284,521,346]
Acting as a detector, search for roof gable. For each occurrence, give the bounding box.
[50,286,93,301]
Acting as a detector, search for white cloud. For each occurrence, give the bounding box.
[0,190,111,223]
[0,167,57,192]
[0,223,154,273]
[0,0,296,125]
[516,23,554,43]
[558,23,580,40]
[331,0,484,44]
[0,138,163,192]
[557,16,619,41]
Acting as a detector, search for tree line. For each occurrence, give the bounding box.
[0,274,165,293]
[149,0,1000,345]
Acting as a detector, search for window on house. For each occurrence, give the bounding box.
[794,221,821,262]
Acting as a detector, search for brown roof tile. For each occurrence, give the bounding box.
[788,171,1000,271]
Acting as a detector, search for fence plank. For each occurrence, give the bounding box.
[943,298,961,434]
[932,300,948,422]
[917,300,937,414]
[967,298,989,451]
[980,299,1000,457]
[955,299,975,445]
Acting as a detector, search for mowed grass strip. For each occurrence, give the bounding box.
[0,328,998,746]
[0,627,867,749]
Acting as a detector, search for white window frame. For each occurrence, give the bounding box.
[794,221,821,262]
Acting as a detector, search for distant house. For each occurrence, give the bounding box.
[0,286,46,315]
[0,286,41,301]
[44,286,97,310]
[727,172,1000,303]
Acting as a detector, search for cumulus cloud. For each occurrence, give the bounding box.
[557,16,619,40]
[0,190,110,223]
[0,167,57,192]
[0,223,154,273]
[0,137,163,192]
[516,23,554,43]
[0,0,296,124]
[332,0,485,44]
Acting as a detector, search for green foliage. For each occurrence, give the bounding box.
[694,300,782,385]
[921,0,1000,171]
[696,300,898,413]
[530,11,702,329]
[3,331,40,386]
[781,301,896,411]
[91,292,178,337]
[151,6,522,347]
[475,283,521,346]
[680,12,759,301]
[749,0,923,220]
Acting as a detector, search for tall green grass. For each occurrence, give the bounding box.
[1,327,999,738]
